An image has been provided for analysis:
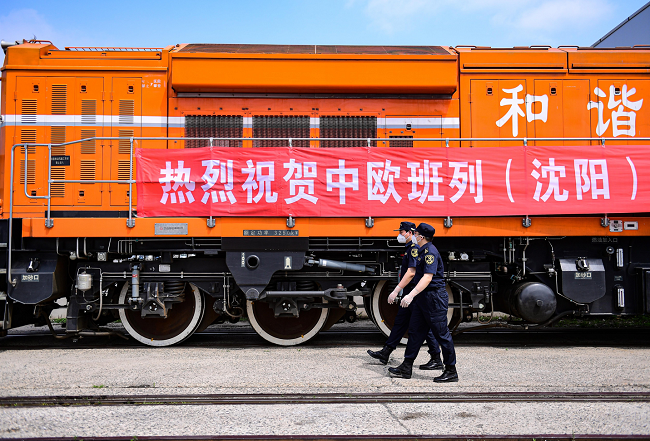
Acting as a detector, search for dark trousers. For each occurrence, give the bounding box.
[404,288,456,365]
[385,302,440,356]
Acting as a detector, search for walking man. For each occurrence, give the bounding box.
[388,223,458,382]
[367,221,442,371]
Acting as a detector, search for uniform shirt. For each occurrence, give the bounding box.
[400,241,419,280]
[400,241,419,291]
[412,241,445,291]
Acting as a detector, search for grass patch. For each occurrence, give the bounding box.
[556,315,650,328]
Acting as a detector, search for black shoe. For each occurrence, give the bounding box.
[388,359,414,379]
[419,356,444,370]
[433,365,458,383]
[367,345,393,365]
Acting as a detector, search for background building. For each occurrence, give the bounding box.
[593,1,650,47]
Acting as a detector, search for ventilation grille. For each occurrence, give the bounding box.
[19,160,36,185]
[20,130,37,154]
[389,136,414,148]
[252,116,310,147]
[21,100,37,124]
[320,116,377,147]
[184,115,243,148]
[81,100,97,125]
[80,160,96,182]
[51,127,66,155]
[81,130,96,154]
[51,85,67,115]
[118,160,132,181]
[51,167,65,198]
[119,100,135,124]
[118,130,134,154]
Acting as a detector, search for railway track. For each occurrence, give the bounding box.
[7,436,650,441]
[3,391,650,407]
[2,326,650,350]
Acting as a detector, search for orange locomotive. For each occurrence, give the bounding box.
[0,41,649,346]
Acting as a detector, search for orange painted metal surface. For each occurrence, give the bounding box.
[2,43,650,239]
[23,216,650,238]
[170,45,458,94]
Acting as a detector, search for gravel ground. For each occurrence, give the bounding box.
[2,402,648,438]
[0,326,649,437]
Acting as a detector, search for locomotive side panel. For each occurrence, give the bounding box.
[1,43,649,346]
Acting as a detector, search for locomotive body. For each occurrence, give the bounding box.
[1,42,649,346]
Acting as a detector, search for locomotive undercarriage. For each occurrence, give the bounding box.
[1,231,649,346]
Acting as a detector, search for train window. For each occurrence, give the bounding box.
[184,115,243,148]
[33,84,39,92]
[252,115,310,147]
[79,191,85,197]
[320,116,377,147]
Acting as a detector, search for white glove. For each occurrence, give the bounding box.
[400,293,415,308]
[387,289,400,304]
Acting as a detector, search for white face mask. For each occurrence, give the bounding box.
[397,234,407,244]
[412,235,418,244]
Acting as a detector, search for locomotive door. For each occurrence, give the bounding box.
[594,79,649,144]
[532,80,590,146]
[109,77,142,206]
[384,115,442,147]
[13,77,47,206]
[71,77,104,206]
[469,79,528,147]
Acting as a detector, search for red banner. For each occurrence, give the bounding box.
[135,146,650,217]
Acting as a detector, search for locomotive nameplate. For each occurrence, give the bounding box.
[50,155,70,167]
[155,223,188,235]
[243,230,299,236]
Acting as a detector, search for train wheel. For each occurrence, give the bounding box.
[322,308,347,332]
[247,299,329,346]
[371,281,462,344]
[370,280,404,343]
[447,287,462,331]
[363,295,376,324]
[118,282,204,347]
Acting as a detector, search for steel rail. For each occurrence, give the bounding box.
[4,435,648,441]
[2,391,649,408]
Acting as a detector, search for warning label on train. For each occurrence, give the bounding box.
[50,155,70,167]
[135,146,650,218]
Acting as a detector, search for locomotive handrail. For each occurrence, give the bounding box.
[6,135,650,288]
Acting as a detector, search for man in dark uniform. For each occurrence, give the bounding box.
[367,221,442,371]
[388,223,458,383]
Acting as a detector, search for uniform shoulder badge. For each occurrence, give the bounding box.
[425,254,435,265]
[411,248,418,257]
